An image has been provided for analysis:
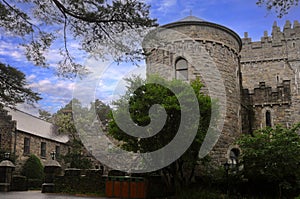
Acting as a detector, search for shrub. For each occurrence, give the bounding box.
[21,154,44,181]
[237,124,300,198]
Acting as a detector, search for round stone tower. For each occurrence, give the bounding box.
[143,16,243,165]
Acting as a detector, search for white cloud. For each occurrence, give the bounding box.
[29,77,75,100]
[0,41,25,62]
[157,0,177,11]
[27,74,37,82]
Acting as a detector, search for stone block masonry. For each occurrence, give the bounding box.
[241,20,300,129]
[144,17,243,166]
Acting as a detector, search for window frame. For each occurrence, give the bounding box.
[266,110,272,127]
[40,142,46,158]
[175,58,188,81]
[24,137,30,155]
[55,145,60,159]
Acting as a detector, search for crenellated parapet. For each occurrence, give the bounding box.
[241,20,300,63]
[243,80,291,107]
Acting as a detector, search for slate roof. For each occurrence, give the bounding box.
[6,108,69,143]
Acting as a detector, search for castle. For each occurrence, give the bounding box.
[143,16,300,166]
[1,16,299,171]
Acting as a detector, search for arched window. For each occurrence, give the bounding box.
[225,147,240,170]
[266,110,272,127]
[175,58,188,81]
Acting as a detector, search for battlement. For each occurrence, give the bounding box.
[241,20,300,63]
[243,80,291,107]
[242,20,300,46]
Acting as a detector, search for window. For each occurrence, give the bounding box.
[266,110,272,127]
[175,58,188,81]
[41,142,46,158]
[55,145,60,159]
[24,138,30,155]
[229,148,240,166]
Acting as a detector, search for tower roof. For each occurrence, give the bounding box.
[161,15,242,52]
[177,16,205,22]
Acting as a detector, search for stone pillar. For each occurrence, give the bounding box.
[0,160,15,192]
[42,159,61,193]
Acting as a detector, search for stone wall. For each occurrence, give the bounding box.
[54,169,105,194]
[242,81,292,132]
[144,20,243,165]
[0,106,15,152]
[241,20,300,92]
[14,131,69,173]
[241,20,300,129]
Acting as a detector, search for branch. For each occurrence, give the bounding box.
[2,0,41,32]
[51,0,136,24]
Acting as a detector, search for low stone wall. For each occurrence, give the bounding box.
[54,169,105,194]
[11,175,27,191]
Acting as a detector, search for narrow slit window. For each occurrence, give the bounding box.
[24,138,30,155]
[55,145,60,159]
[41,142,46,158]
[266,111,272,127]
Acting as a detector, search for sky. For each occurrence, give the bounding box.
[0,0,300,116]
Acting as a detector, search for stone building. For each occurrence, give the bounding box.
[0,106,69,172]
[144,16,300,166]
[241,20,299,133]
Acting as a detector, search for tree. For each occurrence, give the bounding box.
[38,109,52,122]
[108,76,212,192]
[237,124,300,197]
[0,62,41,107]
[53,98,111,137]
[63,139,93,169]
[53,98,110,168]
[0,0,157,76]
[257,0,299,18]
[53,99,84,134]
[92,99,111,127]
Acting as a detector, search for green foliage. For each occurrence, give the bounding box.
[0,62,41,107]
[178,187,229,199]
[21,154,44,180]
[257,0,299,18]
[109,75,212,188]
[38,109,52,122]
[237,123,300,197]
[53,98,82,140]
[63,152,93,169]
[62,139,92,169]
[0,0,157,76]
[53,98,110,169]
[93,99,111,126]
[53,99,90,168]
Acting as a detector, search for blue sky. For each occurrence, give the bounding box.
[0,0,300,115]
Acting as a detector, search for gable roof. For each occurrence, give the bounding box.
[6,108,69,143]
